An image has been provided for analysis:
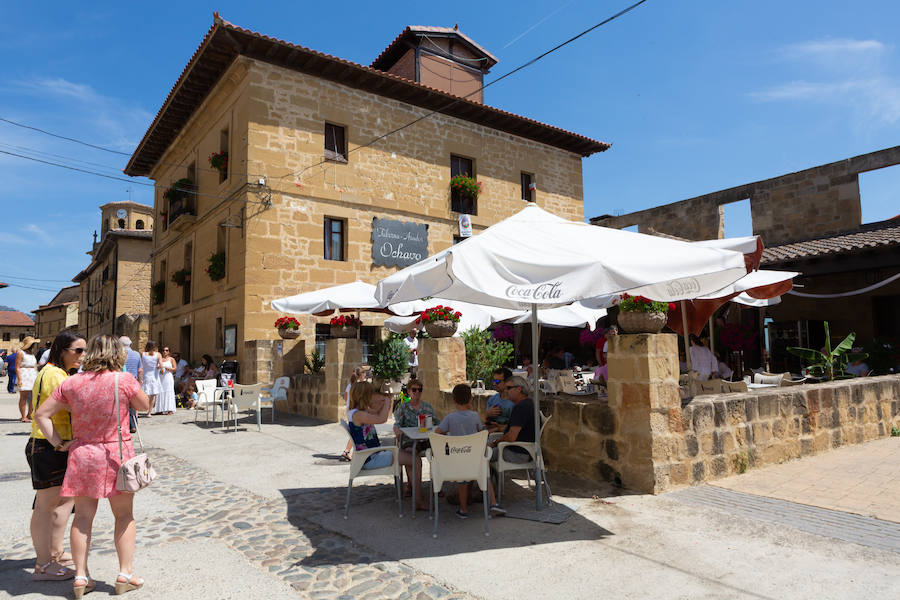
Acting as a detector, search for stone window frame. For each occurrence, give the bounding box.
[324,122,348,163]
[521,172,535,202]
[324,216,346,261]
[450,154,477,215]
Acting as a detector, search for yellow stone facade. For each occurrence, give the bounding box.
[74,202,153,347]
[33,302,78,343]
[146,55,588,381]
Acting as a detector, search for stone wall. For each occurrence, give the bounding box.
[285,372,327,418]
[590,145,900,246]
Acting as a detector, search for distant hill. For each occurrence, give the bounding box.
[0,305,20,312]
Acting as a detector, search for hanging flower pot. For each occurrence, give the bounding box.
[418,305,461,338]
[615,294,675,334]
[330,314,361,338]
[274,316,300,339]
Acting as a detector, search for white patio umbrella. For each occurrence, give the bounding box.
[383,299,521,335]
[375,204,749,509]
[270,281,383,315]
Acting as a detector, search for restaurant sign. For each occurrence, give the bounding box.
[372,218,428,267]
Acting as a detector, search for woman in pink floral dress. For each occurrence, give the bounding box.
[35,334,150,598]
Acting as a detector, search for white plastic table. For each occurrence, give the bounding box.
[399,426,433,518]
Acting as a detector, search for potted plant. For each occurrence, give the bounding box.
[450,174,481,201]
[330,314,361,338]
[163,178,194,203]
[274,316,301,339]
[615,294,675,333]
[209,150,228,177]
[370,335,409,394]
[417,305,461,338]
[462,327,514,385]
[788,321,867,380]
[303,349,325,373]
[171,269,190,287]
[205,251,226,281]
[151,281,165,305]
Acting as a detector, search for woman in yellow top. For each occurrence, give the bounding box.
[27,330,86,582]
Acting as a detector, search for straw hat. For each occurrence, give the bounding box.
[20,336,40,351]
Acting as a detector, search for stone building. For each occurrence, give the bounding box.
[32,285,80,344]
[0,310,35,354]
[72,201,154,348]
[124,16,608,382]
[591,146,900,368]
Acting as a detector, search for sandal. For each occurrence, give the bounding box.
[32,560,74,581]
[115,572,144,595]
[73,575,95,598]
[339,451,351,462]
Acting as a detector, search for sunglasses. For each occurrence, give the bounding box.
[491,378,504,384]
[409,387,423,392]
[507,385,523,390]
[67,347,85,354]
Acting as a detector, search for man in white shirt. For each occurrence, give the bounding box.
[689,335,719,381]
[173,351,190,393]
[402,330,419,377]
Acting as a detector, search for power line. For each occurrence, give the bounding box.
[0,116,130,155]
[0,149,261,203]
[3,282,62,292]
[282,0,647,182]
[0,273,75,283]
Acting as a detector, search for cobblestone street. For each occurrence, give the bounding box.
[2,390,899,599]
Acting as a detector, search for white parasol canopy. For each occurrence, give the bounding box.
[375,204,749,509]
[270,281,383,315]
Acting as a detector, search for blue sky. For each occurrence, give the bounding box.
[2,1,899,314]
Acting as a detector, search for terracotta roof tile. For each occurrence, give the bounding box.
[125,15,608,176]
[0,311,35,327]
[761,218,900,264]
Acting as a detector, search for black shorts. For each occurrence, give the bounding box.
[25,438,68,490]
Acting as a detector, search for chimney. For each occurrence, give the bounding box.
[371,26,498,103]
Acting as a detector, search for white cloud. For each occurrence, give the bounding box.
[23,224,55,246]
[9,77,153,151]
[753,39,900,125]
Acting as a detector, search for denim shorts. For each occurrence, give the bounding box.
[362,450,393,470]
[25,438,68,490]
[490,446,532,464]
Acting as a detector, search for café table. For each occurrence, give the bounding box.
[399,426,434,518]
[214,386,236,430]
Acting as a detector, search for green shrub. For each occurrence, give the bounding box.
[462,327,514,384]
[370,335,409,381]
[304,349,325,373]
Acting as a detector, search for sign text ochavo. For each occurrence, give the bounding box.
[371,218,428,267]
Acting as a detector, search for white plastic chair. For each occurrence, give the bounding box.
[754,372,791,386]
[426,430,491,538]
[232,383,266,431]
[259,376,288,425]
[494,412,552,505]
[339,419,403,519]
[194,379,226,425]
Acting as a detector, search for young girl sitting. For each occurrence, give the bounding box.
[347,381,394,470]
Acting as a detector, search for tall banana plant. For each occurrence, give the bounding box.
[787,321,867,380]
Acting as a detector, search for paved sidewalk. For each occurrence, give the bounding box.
[1,385,898,599]
[711,437,900,522]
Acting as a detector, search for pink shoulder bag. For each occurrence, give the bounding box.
[113,372,157,492]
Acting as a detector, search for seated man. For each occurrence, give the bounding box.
[485,367,514,432]
[488,375,536,465]
[435,383,504,518]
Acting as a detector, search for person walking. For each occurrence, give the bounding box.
[120,337,143,434]
[17,337,40,422]
[139,341,162,417]
[27,330,86,582]
[34,334,150,598]
[155,346,177,415]
[5,347,18,394]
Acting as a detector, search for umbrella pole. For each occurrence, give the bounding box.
[356,310,361,339]
[681,301,694,397]
[709,316,715,356]
[531,303,544,511]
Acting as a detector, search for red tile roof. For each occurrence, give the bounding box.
[0,311,35,327]
[762,218,900,264]
[125,15,609,176]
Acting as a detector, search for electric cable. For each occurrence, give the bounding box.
[0,273,76,283]
[282,0,647,183]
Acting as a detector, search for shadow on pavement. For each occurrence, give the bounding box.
[278,474,617,567]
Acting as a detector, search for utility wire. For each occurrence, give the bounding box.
[0,149,261,203]
[0,273,75,283]
[3,282,62,292]
[282,0,647,182]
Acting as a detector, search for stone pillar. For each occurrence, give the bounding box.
[243,339,275,384]
[606,333,681,494]
[418,338,467,411]
[324,338,363,423]
[274,338,306,378]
